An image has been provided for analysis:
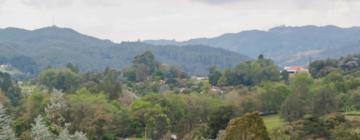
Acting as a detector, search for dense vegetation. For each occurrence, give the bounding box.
[0,26,249,75]
[145,25,360,66]
[1,52,360,140]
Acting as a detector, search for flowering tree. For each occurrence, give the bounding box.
[0,103,16,140]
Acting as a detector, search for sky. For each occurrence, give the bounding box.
[0,0,360,42]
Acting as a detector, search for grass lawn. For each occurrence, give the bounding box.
[262,114,286,130]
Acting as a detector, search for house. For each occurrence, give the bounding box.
[283,66,308,74]
[0,64,10,69]
[191,76,208,81]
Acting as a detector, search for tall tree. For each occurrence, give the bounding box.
[208,66,222,86]
[312,88,338,117]
[280,95,308,122]
[0,72,22,105]
[258,82,291,113]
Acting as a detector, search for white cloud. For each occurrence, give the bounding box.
[194,0,250,4]
[84,0,121,7]
[20,0,74,8]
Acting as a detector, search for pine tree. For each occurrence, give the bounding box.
[0,103,16,140]
[31,115,54,140]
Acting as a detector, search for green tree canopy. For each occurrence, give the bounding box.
[223,112,270,140]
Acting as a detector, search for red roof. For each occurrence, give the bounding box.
[284,66,307,72]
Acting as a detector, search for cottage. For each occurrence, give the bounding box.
[283,66,308,74]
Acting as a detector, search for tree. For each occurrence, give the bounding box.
[45,90,68,133]
[312,88,338,117]
[231,56,280,86]
[258,82,290,113]
[0,103,16,140]
[280,95,308,122]
[38,68,80,92]
[31,115,54,140]
[207,106,233,139]
[309,59,338,78]
[56,124,88,140]
[14,89,49,139]
[98,68,122,99]
[208,66,222,86]
[65,63,79,73]
[131,51,160,81]
[0,72,22,105]
[288,115,330,140]
[67,88,129,139]
[222,112,270,140]
[131,100,170,139]
[336,93,354,112]
[71,131,88,140]
[224,89,258,116]
[290,73,313,99]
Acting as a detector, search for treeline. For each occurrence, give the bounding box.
[0,56,39,76]
[1,52,360,139]
[0,26,250,75]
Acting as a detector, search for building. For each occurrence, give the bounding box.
[0,64,10,68]
[283,66,308,74]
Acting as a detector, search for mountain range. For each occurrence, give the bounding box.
[145,25,360,66]
[0,26,250,75]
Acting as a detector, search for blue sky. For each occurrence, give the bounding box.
[0,0,359,42]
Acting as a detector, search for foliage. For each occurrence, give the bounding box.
[286,115,330,140]
[45,90,68,133]
[38,68,80,92]
[280,95,308,122]
[208,66,222,86]
[223,112,270,140]
[0,72,22,105]
[0,103,16,140]
[312,88,338,117]
[31,115,54,140]
[257,82,290,113]
[207,106,233,139]
[309,59,339,78]
[214,55,280,86]
[131,99,170,139]
[67,88,130,139]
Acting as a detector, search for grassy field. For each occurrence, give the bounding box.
[262,115,286,130]
[262,112,360,131]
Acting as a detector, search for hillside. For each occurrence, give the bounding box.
[145,25,360,66]
[0,26,250,75]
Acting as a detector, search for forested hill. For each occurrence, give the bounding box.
[145,25,360,66]
[0,26,250,75]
